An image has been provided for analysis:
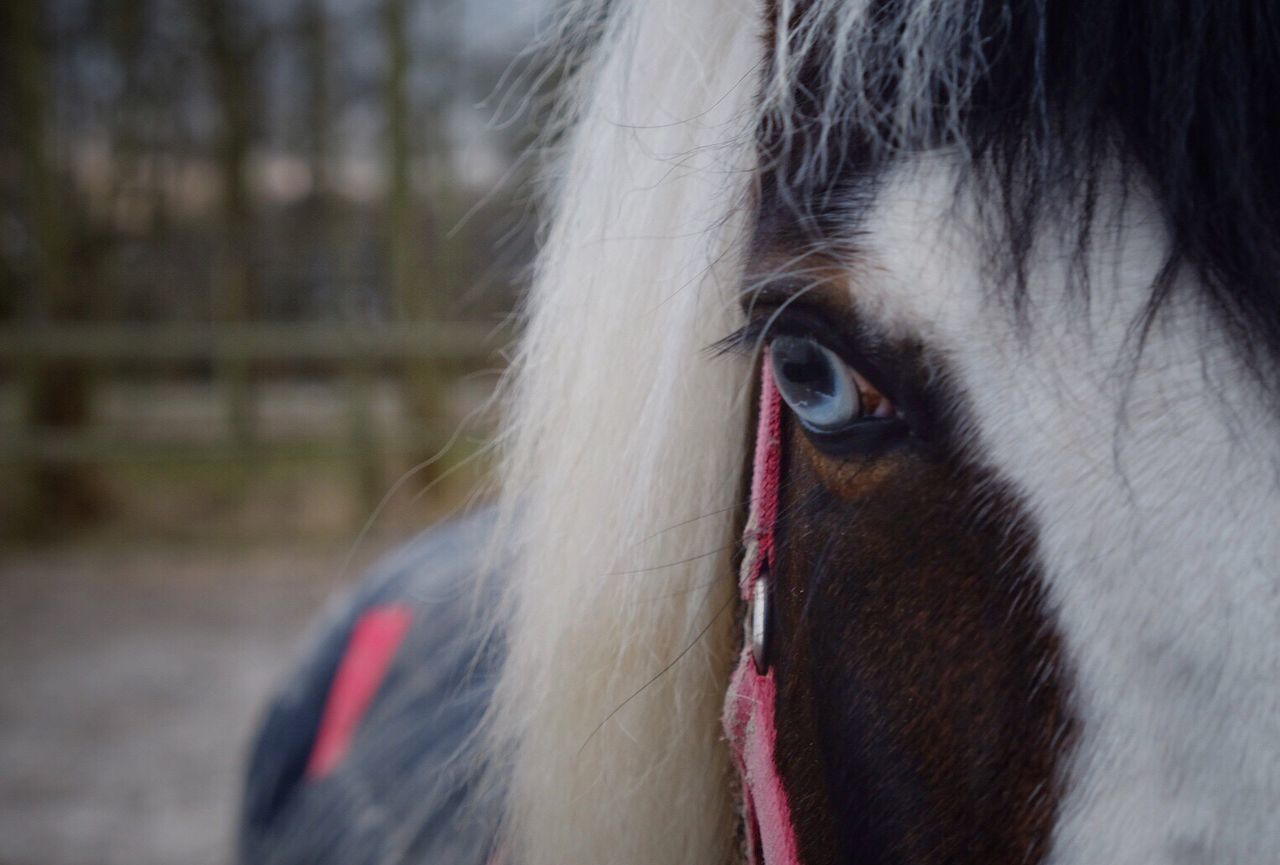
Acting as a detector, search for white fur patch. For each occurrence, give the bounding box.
[853,157,1280,865]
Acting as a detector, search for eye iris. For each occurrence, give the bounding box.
[770,336,860,432]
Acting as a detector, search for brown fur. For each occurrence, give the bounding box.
[765,396,1076,864]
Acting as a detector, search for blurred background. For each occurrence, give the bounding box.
[0,0,552,861]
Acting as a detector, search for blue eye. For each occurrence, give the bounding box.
[770,336,862,432]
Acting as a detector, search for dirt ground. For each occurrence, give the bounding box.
[0,542,391,865]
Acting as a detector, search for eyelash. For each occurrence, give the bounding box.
[709,316,777,358]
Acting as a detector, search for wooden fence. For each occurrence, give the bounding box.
[0,322,508,529]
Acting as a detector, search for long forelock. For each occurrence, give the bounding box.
[763,0,1280,390]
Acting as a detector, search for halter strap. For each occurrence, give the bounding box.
[723,355,802,865]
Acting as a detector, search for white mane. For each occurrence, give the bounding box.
[487,2,762,863]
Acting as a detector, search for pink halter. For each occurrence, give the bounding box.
[723,355,803,865]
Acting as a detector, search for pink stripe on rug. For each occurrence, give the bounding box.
[306,604,413,780]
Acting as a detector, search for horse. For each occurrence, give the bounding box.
[242,0,1280,863]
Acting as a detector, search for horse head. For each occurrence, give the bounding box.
[490,2,1280,863]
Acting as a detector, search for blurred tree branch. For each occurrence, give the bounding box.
[2,0,102,532]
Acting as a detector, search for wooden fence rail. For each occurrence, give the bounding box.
[0,322,509,533]
[0,322,506,362]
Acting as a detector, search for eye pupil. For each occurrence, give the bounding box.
[770,336,861,432]
[778,351,834,398]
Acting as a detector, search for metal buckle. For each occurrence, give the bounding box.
[750,566,770,675]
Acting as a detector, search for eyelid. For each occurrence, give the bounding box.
[715,306,890,389]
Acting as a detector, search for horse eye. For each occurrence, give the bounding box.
[771,336,892,433]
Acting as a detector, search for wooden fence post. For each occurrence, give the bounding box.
[344,358,381,529]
